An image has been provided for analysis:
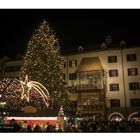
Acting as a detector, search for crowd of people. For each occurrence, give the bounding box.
[0,117,140,132]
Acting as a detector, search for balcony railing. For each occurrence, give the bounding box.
[76,84,103,92]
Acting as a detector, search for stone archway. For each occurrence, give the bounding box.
[108,112,124,121]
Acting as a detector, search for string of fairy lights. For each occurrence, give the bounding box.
[19,20,70,109]
[0,78,49,111]
[0,20,70,111]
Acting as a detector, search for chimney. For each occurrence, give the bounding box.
[105,35,112,44]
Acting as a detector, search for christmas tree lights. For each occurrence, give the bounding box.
[20,20,70,110]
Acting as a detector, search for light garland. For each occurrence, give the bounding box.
[17,20,71,110]
[0,78,49,110]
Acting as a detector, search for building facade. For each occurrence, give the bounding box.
[0,57,23,111]
[62,44,140,120]
[0,44,140,120]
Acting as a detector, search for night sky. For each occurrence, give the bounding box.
[0,9,140,58]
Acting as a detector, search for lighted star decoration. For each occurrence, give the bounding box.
[16,75,50,107]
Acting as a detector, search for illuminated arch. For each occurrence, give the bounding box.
[128,112,139,121]
[108,112,124,121]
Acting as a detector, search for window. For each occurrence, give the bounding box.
[128,68,138,76]
[63,74,66,80]
[110,84,119,91]
[127,54,136,61]
[5,66,12,72]
[5,66,21,73]
[69,86,77,93]
[69,60,77,67]
[109,69,118,77]
[110,99,120,107]
[108,56,117,63]
[77,71,103,91]
[15,66,21,71]
[69,73,77,80]
[62,62,66,68]
[130,99,140,107]
[71,101,77,108]
[129,82,140,90]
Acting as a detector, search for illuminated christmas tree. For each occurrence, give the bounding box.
[20,20,70,110]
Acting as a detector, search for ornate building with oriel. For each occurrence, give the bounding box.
[0,37,140,120]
